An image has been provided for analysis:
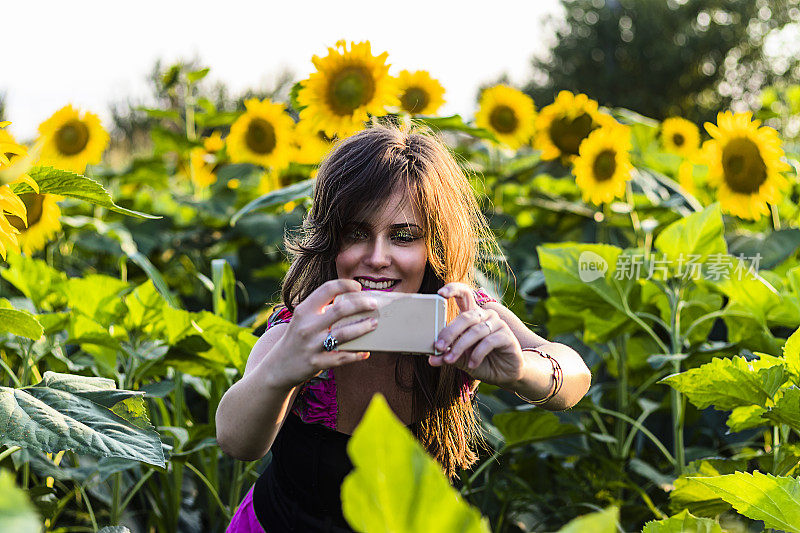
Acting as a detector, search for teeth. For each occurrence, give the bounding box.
[358,279,395,289]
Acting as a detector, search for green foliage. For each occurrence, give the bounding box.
[642,509,722,533]
[492,408,581,449]
[555,506,619,533]
[654,203,726,263]
[0,372,165,467]
[660,356,786,410]
[0,470,40,533]
[686,471,800,531]
[10,167,158,219]
[341,394,491,533]
[0,302,42,340]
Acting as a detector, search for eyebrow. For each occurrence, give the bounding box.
[351,221,423,231]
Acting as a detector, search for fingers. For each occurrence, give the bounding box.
[444,317,499,365]
[465,333,505,369]
[329,317,378,345]
[435,308,492,353]
[299,279,363,314]
[438,282,478,313]
[319,293,379,329]
[310,350,370,370]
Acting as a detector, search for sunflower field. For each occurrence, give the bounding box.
[4,37,800,533]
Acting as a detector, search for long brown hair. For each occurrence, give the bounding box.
[282,123,500,477]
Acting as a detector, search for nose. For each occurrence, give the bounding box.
[363,237,391,268]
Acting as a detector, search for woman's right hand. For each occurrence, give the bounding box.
[263,279,378,390]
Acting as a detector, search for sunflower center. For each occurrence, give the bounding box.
[7,193,45,230]
[722,137,768,194]
[550,113,595,156]
[55,120,90,156]
[592,150,617,182]
[672,133,685,147]
[328,66,376,115]
[489,105,519,134]
[401,87,429,114]
[245,118,277,155]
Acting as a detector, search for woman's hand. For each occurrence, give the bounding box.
[429,282,525,387]
[263,279,379,390]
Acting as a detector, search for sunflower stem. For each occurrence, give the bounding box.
[625,181,643,247]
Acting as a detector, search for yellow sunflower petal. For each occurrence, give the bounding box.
[227,99,295,169]
[298,40,398,137]
[6,193,62,255]
[703,111,790,220]
[534,90,617,162]
[37,105,109,174]
[573,124,633,205]
[395,70,446,116]
[475,85,536,150]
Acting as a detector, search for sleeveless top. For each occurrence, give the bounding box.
[250,288,497,532]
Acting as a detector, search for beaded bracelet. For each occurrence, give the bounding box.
[514,347,564,405]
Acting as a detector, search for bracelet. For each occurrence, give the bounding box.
[513,348,563,405]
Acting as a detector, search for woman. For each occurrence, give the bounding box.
[216,124,591,532]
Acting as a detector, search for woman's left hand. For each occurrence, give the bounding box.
[429,282,525,387]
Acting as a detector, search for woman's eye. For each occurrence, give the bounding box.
[392,229,419,243]
[346,228,368,241]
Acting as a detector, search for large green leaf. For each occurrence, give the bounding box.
[492,408,581,449]
[10,166,158,219]
[660,357,786,411]
[0,470,40,533]
[654,203,726,262]
[417,114,499,141]
[0,371,165,467]
[710,267,782,325]
[670,459,746,516]
[555,506,619,533]
[0,306,43,340]
[230,178,314,225]
[687,471,800,531]
[341,394,490,533]
[764,387,800,431]
[0,254,67,311]
[642,509,722,533]
[726,404,769,432]
[784,326,800,383]
[728,228,800,270]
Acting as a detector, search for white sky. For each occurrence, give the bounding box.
[4,0,563,141]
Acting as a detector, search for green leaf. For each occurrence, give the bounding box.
[212,258,237,323]
[642,509,722,533]
[654,203,726,262]
[230,178,314,226]
[727,405,769,432]
[0,371,165,467]
[0,470,40,533]
[492,409,581,449]
[186,67,210,83]
[10,166,159,219]
[0,308,43,340]
[784,326,800,381]
[661,356,786,410]
[0,254,67,310]
[341,394,490,533]
[711,268,781,325]
[417,114,499,142]
[555,506,619,533]
[62,274,130,325]
[687,471,800,531]
[670,459,745,516]
[727,228,800,270]
[763,387,800,431]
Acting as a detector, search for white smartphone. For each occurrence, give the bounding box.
[330,292,447,355]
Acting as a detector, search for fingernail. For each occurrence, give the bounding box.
[436,340,446,350]
[368,299,378,308]
[361,352,370,359]
[369,318,378,327]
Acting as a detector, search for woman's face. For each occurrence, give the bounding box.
[335,190,428,294]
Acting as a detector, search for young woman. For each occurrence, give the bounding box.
[216,124,592,532]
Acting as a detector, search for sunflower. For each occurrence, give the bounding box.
[475,85,536,150]
[395,70,445,116]
[5,193,61,255]
[292,119,335,165]
[38,105,109,174]
[297,40,398,137]
[703,111,790,220]
[573,124,633,205]
[227,99,294,169]
[189,147,217,189]
[0,124,41,259]
[661,117,700,158]
[203,131,225,153]
[534,90,616,162]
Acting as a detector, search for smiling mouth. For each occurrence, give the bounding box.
[355,277,400,291]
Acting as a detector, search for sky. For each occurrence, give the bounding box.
[4,0,563,141]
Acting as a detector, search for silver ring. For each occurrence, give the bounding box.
[323,333,338,351]
[484,321,493,334]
